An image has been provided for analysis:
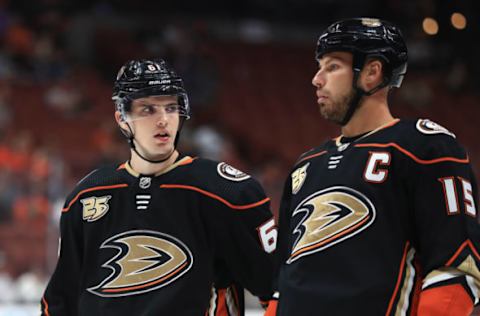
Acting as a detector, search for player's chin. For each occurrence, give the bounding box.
[149,150,173,161]
[145,143,170,156]
[319,105,330,118]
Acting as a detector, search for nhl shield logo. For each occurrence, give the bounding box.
[139,177,151,189]
[291,163,309,195]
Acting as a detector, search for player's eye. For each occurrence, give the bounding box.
[141,105,156,115]
[326,63,340,72]
[165,104,180,113]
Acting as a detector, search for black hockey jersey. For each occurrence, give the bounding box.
[41,156,276,316]
[275,119,480,315]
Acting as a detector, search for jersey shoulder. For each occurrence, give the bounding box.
[63,165,126,209]
[178,158,268,207]
[294,139,332,167]
[388,118,468,161]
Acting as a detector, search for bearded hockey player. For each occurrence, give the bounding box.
[267,18,480,316]
[41,58,277,315]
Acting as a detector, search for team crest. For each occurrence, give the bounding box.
[291,163,310,194]
[416,119,456,138]
[217,162,250,182]
[288,186,376,263]
[81,195,112,222]
[88,230,193,297]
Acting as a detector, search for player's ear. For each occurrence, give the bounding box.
[361,59,383,89]
[115,111,128,130]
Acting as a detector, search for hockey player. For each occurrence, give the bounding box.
[267,18,480,315]
[41,58,277,315]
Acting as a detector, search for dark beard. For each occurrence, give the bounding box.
[319,87,356,125]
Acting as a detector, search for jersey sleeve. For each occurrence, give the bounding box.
[410,134,480,309]
[210,176,277,302]
[207,274,245,316]
[41,193,83,316]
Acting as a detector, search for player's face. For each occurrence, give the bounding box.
[312,52,355,124]
[124,95,181,160]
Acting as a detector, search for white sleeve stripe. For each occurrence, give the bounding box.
[208,287,217,316]
[423,271,479,304]
[466,275,479,305]
[422,270,464,289]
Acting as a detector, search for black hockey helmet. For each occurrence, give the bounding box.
[316,17,408,89]
[112,58,191,121]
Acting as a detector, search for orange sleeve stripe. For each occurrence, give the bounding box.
[296,151,327,165]
[386,241,410,315]
[446,239,480,266]
[264,300,278,316]
[418,284,473,316]
[355,143,469,164]
[215,289,228,316]
[160,184,270,210]
[62,184,129,212]
[42,296,50,316]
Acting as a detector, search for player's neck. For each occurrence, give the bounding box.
[129,150,179,175]
[341,98,394,137]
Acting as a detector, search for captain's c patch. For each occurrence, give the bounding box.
[81,195,112,222]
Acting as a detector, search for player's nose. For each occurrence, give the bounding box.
[155,111,168,127]
[312,69,325,88]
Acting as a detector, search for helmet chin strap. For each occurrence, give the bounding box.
[340,72,365,126]
[339,56,390,126]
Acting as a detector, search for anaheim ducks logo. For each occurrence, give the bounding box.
[88,230,193,297]
[288,186,376,263]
